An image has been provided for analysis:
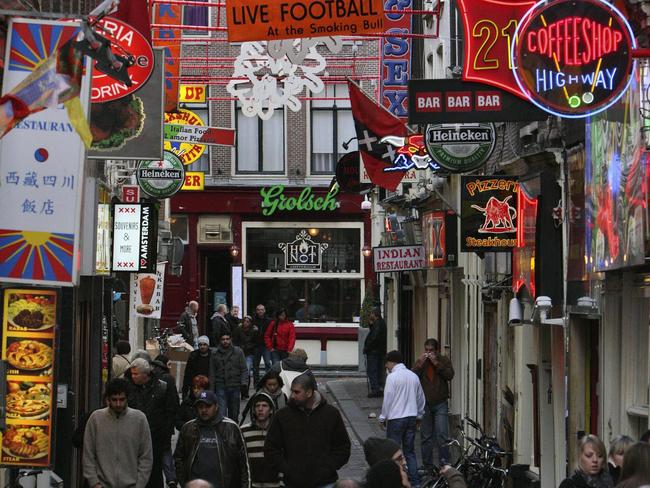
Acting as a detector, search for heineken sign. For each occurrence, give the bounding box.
[425,123,496,173]
[137,151,185,199]
[260,185,339,216]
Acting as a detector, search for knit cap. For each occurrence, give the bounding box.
[363,437,401,467]
[197,335,210,346]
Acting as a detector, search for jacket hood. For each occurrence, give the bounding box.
[248,391,276,423]
[151,360,169,372]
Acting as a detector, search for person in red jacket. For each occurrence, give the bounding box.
[264,308,296,365]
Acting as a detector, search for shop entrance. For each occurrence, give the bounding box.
[200,250,232,330]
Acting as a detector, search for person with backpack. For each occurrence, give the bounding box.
[126,358,179,488]
[264,309,296,365]
[112,340,132,379]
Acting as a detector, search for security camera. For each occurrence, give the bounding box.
[508,298,522,326]
[534,295,553,321]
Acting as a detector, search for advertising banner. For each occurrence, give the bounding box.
[408,79,546,124]
[88,48,164,160]
[182,172,205,191]
[164,109,207,165]
[225,0,383,42]
[152,2,182,112]
[461,176,519,252]
[1,288,58,468]
[379,0,412,119]
[130,263,166,318]
[458,0,534,99]
[512,186,538,296]
[0,19,89,286]
[422,211,457,268]
[112,203,157,272]
[373,245,426,273]
[179,84,206,103]
[164,124,235,146]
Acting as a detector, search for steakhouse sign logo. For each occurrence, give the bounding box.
[511,0,636,118]
[425,123,496,173]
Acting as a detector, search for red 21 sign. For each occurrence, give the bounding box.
[458,0,534,100]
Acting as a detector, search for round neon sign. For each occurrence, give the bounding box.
[511,0,636,118]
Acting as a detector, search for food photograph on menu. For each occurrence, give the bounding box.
[6,381,52,421]
[5,290,56,332]
[4,337,53,376]
[1,424,50,465]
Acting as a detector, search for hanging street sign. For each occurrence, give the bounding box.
[511,0,636,118]
[408,79,547,124]
[182,172,205,191]
[278,229,329,270]
[137,151,186,199]
[179,84,207,103]
[112,202,157,272]
[458,0,535,99]
[164,109,207,165]
[91,17,155,103]
[424,123,496,173]
[164,124,236,146]
[373,245,426,273]
[461,176,519,252]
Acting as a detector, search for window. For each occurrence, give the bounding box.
[310,83,356,175]
[236,104,285,174]
[248,278,361,323]
[183,0,209,37]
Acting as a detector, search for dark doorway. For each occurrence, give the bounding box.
[398,272,414,367]
[200,250,232,331]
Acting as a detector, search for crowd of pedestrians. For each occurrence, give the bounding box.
[94,303,650,488]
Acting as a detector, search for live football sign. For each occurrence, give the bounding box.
[91,17,154,103]
[408,79,546,124]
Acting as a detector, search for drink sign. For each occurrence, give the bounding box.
[511,0,636,118]
[260,185,339,216]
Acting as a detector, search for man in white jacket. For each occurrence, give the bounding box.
[379,350,426,488]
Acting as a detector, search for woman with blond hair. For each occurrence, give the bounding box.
[559,434,614,488]
[607,435,634,484]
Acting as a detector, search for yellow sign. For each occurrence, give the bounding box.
[164,109,206,165]
[182,171,205,190]
[179,84,207,103]
[1,288,57,468]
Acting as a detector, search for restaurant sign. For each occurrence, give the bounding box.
[1,288,58,467]
[511,0,636,118]
[278,229,329,270]
[112,203,157,272]
[461,176,519,252]
[373,245,426,273]
[131,263,166,318]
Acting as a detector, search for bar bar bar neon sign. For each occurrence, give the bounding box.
[511,0,636,118]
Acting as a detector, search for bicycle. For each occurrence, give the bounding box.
[421,415,511,488]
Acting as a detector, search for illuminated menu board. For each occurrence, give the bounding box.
[1,288,57,468]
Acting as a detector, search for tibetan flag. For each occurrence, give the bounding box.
[347,79,407,191]
[0,38,92,147]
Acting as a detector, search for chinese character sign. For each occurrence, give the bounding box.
[0,20,89,286]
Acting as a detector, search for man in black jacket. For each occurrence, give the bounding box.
[252,304,272,385]
[174,390,250,488]
[127,358,179,488]
[363,307,387,398]
[209,304,231,345]
[209,333,248,420]
[182,336,213,397]
[178,301,200,348]
[265,373,351,488]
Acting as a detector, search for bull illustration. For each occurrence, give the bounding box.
[471,196,517,233]
[380,134,439,171]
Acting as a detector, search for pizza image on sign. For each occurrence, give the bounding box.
[164,109,207,165]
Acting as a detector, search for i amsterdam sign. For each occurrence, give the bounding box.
[408,79,546,124]
[512,0,636,118]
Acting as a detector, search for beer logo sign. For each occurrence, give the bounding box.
[137,151,185,199]
[512,0,636,118]
[425,123,496,173]
[278,230,329,270]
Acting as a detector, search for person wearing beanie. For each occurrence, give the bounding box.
[182,336,214,397]
[241,392,282,487]
[363,437,401,467]
[364,459,408,488]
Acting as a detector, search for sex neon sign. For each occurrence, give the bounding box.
[511,0,636,118]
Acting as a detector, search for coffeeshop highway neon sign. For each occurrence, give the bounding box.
[260,185,339,216]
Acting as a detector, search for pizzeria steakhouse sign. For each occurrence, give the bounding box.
[511,0,636,118]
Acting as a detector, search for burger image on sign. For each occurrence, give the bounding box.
[91,17,154,103]
[164,109,207,165]
[425,123,496,173]
[90,94,145,150]
[137,151,186,199]
[511,0,636,118]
